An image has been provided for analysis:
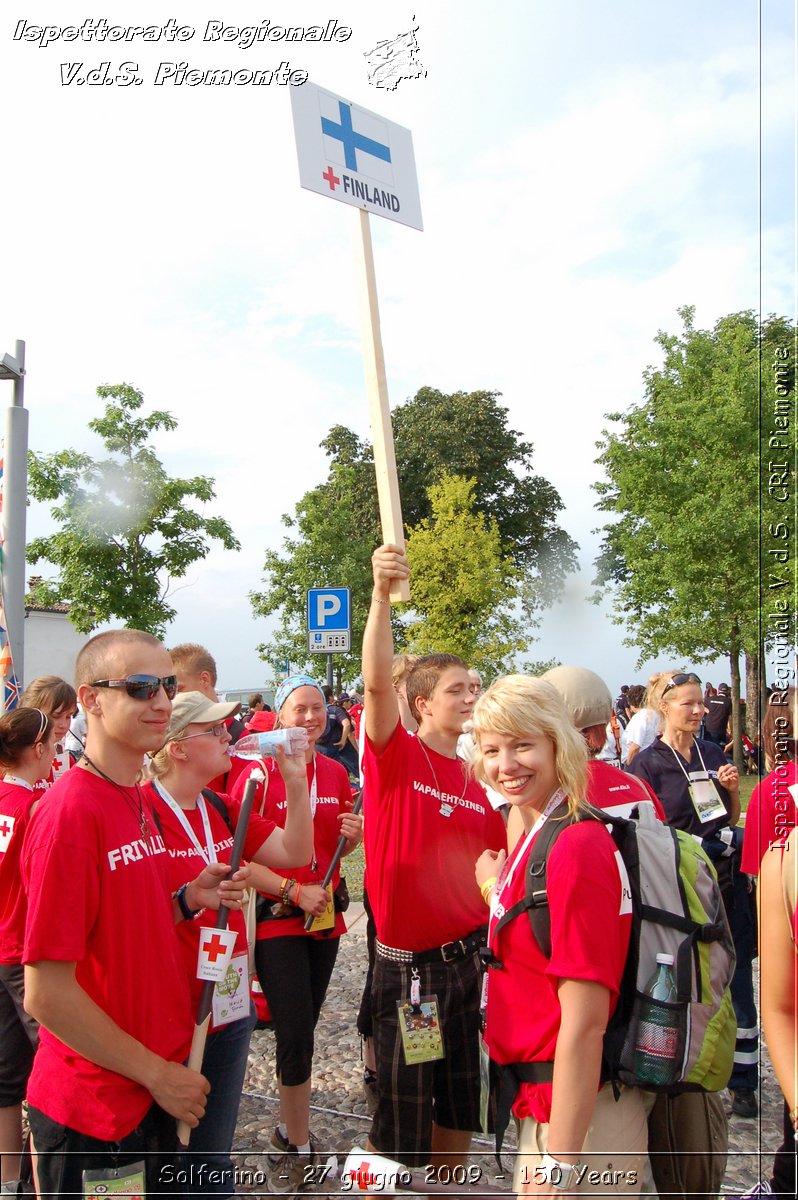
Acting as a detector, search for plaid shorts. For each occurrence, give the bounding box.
[369,949,483,1164]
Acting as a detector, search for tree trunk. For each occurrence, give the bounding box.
[729,648,743,773]
[744,648,759,739]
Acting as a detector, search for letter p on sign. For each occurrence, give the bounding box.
[317,594,341,626]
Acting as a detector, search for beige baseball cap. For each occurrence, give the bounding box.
[165,690,241,742]
[541,665,613,730]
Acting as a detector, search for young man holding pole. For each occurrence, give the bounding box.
[361,544,506,1169]
[22,630,247,1196]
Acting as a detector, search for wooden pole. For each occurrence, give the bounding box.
[353,208,410,604]
[177,775,258,1146]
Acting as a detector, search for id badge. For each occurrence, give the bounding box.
[688,771,727,824]
[307,884,335,933]
[212,952,249,1027]
[396,995,445,1065]
[83,1161,146,1197]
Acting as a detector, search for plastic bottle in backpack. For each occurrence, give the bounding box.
[632,952,681,1086]
[229,728,309,759]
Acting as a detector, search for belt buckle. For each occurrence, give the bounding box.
[441,939,464,964]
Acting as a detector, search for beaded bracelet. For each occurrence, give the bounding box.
[372,594,390,606]
[280,877,297,905]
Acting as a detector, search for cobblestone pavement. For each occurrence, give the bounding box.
[229,905,784,1197]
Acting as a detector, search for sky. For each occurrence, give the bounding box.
[1,1,793,694]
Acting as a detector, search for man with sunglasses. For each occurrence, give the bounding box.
[21,630,247,1196]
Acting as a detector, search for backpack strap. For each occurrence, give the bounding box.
[492,801,608,956]
[201,788,234,834]
[494,1060,555,1169]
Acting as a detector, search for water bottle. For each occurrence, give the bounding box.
[632,953,681,1085]
[230,728,309,759]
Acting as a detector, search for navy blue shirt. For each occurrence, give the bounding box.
[627,736,732,838]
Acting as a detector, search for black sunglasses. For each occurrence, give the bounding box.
[91,674,178,701]
[662,672,702,695]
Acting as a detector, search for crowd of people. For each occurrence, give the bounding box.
[0,545,795,1199]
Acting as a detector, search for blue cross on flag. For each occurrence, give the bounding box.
[291,81,423,231]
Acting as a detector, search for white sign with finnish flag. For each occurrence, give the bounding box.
[291,81,423,231]
[307,586,351,654]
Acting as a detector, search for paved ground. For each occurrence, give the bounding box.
[230,904,784,1196]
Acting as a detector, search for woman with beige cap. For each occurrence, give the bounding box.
[144,690,314,1197]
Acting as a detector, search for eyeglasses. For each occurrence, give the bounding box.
[91,675,178,701]
[662,672,702,695]
[175,724,227,742]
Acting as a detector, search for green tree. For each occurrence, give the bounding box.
[252,386,577,674]
[27,383,240,636]
[403,474,529,676]
[593,306,796,767]
[250,461,372,685]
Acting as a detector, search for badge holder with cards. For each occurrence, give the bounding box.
[665,742,728,825]
[83,1162,146,1197]
[396,968,445,1066]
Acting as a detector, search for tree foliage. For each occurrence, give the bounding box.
[27,383,240,636]
[252,386,577,676]
[593,306,796,762]
[403,474,528,676]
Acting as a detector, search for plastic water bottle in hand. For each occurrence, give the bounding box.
[632,952,681,1086]
[230,728,309,759]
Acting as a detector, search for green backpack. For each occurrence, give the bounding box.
[492,800,736,1092]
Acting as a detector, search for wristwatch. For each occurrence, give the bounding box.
[538,1153,579,1190]
[174,882,205,921]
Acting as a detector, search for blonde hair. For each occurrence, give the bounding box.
[646,669,700,731]
[472,675,589,817]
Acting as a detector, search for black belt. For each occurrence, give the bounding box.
[375,926,488,966]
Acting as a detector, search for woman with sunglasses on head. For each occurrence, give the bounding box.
[0,708,58,1195]
[473,676,648,1198]
[229,674,363,1195]
[19,675,78,798]
[143,691,314,1198]
[627,671,757,1117]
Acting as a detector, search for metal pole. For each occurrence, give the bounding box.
[326,654,334,690]
[3,340,28,690]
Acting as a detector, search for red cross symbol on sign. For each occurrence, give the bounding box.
[204,933,227,963]
[0,819,11,840]
[322,166,340,191]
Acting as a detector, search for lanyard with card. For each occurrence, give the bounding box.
[666,741,727,824]
[396,968,444,1065]
[83,1162,145,1196]
[211,952,250,1026]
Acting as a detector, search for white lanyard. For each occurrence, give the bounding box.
[665,737,708,781]
[489,788,566,939]
[309,759,318,818]
[154,780,218,864]
[3,775,33,791]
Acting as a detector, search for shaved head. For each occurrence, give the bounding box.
[75,629,164,689]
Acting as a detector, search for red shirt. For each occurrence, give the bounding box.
[231,753,351,941]
[143,782,275,1020]
[0,780,37,963]
[363,723,506,951]
[22,769,193,1141]
[741,760,798,874]
[587,759,666,822]
[485,818,631,1124]
[31,747,72,805]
